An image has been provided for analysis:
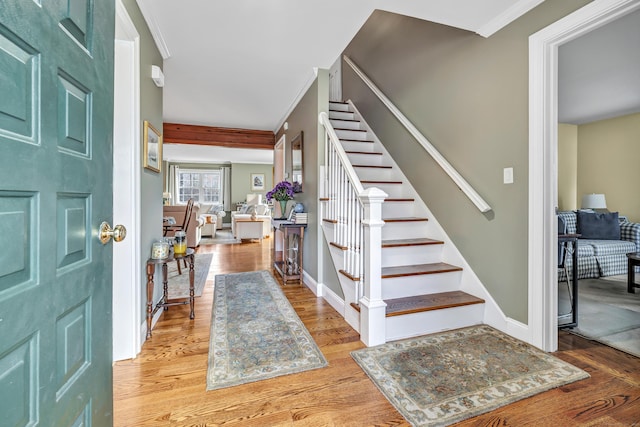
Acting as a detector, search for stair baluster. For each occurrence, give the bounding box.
[320,112,388,345]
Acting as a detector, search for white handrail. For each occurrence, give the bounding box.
[343,55,492,213]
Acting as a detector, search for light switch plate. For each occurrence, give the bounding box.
[503,167,514,184]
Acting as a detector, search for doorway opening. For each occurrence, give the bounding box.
[529,0,640,352]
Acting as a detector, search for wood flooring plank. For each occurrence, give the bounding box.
[113,236,640,427]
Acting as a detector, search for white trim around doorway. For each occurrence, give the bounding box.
[528,0,640,352]
[113,0,142,361]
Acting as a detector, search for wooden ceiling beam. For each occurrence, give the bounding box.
[163,123,275,150]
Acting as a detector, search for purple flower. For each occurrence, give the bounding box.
[266,181,295,201]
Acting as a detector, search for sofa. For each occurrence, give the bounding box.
[163,204,203,247]
[558,210,640,281]
[231,203,272,238]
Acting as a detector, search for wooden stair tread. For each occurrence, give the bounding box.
[334,128,367,132]
[339,138,374,143]
[345,151,382,155]
[361,180,402,184]
[353,164,392,169]
[383,217,428,222]
[382,238,443,247]
[386,198,415,202]
[381,262,461,278]
[385,291,485,317]
[330,118,360,123]
[350,291,484,316]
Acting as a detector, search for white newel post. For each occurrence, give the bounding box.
[359,187,387,346]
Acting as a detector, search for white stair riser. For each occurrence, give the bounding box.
[381,271,462,299]
[328,244,347,270]
[382,244,443,268]
[381,221,430,240]
[362,183,410,199]
[385,304,484,342]
[340,141,376,152]
[335,129,369,140]
[352,167,394,181]
[329,102,350,112]
[329,110,355,120]
[346,152,384,166]
[382,201,418,218]
[330,119,363,131]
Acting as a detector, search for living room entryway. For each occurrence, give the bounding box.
[552,4,640,358]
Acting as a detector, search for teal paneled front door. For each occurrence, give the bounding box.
[0,0,115,425]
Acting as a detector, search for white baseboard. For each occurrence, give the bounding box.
[320,284,345,316]
[302,269,322,296]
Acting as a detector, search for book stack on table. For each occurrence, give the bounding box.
[292,212,307,224]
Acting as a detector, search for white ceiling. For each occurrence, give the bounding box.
[558,8,640,125]
[139,1,639,164]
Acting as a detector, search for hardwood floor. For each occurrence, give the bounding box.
[113,236,640,426]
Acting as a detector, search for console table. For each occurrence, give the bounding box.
[626,253,640,293]
[272,220,305,284]
[145,248,195,338]
[558,234,579,329]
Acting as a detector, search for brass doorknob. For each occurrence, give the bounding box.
[99,221,127,244]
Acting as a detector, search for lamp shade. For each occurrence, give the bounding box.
[581,193,606,209]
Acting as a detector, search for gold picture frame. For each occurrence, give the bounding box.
[143,121,162,173]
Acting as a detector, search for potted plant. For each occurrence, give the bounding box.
[266,181,294,219]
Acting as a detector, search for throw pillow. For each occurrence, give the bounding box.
[255,204,268,215]
[576,211,620,240]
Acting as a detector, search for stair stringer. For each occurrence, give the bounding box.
[320,217,362,332]
[346,100,527,341]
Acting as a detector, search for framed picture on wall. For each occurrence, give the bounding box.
[143,121,162,173]
[251,173,265,191]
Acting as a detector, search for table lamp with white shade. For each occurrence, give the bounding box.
[581,193,607,211]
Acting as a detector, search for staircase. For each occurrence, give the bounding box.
[320,101,485,345]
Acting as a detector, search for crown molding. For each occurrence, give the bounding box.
[476,0,544,38]
[136,0,171,59]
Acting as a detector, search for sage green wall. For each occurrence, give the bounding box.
[230,163,274,207]
[577,112,640,222]
[558,124,578,211]
[341,1,590,323]
[274,70,342,294]
[122,0,164,322]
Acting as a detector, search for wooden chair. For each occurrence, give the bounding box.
[164,198,194,274]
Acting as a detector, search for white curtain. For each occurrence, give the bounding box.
[221,166,231,211]
[169,164,179,204]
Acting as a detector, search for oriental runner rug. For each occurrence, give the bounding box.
[351,325,589,426]
[207,270,327,390]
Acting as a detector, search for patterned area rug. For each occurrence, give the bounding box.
[200,228,240,245]
[351,325,589,426]
[207,270,327,390]
[166,253,213,300]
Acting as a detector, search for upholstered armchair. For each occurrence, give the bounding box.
[163,203,202,247]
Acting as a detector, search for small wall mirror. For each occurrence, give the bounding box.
[291,131,303,192]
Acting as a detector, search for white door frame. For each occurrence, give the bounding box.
[274,134,286,183]
[113,0,142,361]
[528,0,640,351]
